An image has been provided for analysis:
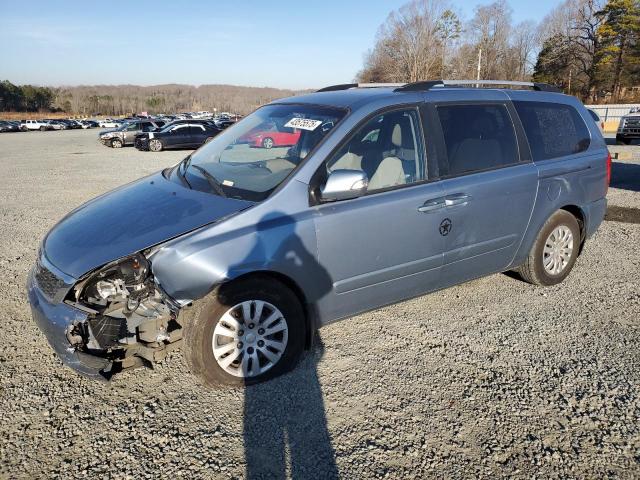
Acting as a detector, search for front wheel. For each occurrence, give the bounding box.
[110,138,123,148]
[182,275,306,387]
[262,137,274,149]
[517,210,581,286]
[149,139,163,152]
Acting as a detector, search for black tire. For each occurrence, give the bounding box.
[40,126,46,131]
[111,138,123,148]
[182,275,306,387]
[517,210,581,286]
[149,139,163,152]
[262,137,274,149]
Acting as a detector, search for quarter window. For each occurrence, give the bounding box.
[327,109,425,191]
[513,101,590,161]
[437,104,519,176]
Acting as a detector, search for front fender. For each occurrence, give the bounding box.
[150,208,327,308]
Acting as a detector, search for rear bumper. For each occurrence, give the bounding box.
[27,267,112,380]
[585,197,607,238]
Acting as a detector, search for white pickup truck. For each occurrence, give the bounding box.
[20,120,53,131]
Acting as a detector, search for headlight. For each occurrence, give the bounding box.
[78,253,151,308]
[67,253,177,352]
[101,133,113,139]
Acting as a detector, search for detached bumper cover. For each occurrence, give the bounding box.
[27,267,112,380]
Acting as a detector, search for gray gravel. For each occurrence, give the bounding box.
[1,129,639,479]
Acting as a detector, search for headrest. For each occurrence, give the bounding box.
[471,114,497,139]
[392,123,403,148]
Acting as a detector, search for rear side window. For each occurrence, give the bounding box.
[513,101,590,161]
[437,104,519,176]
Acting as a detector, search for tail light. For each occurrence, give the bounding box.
[606,152,612,194]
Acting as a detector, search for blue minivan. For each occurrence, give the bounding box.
[28,80,610,385]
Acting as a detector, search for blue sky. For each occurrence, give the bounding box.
[0,0,560,89]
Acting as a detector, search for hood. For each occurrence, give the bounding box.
[43,171,253,279]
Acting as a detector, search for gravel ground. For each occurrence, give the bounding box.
[0,129,639,479]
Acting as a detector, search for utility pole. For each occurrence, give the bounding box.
[476,48,482,86]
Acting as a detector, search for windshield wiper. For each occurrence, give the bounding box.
[190,164,227,198]
[175,155,192,189]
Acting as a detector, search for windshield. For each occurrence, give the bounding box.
[180,104,346,201]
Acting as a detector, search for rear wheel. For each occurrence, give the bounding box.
[149,139,163,152]
[182,275,306,387]
[40,126,46,131]
[111,138,123,148]
[262,137,274,149]
[517,210,581,286]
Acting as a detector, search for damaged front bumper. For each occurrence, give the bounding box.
[27,266,112,380]
[27,255,183,381]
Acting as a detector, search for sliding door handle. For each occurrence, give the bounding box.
[445,194,471,207]
[418,199,445,213]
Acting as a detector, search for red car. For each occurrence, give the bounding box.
[240,124,301,149]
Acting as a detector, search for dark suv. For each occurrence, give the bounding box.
[28,80,609,385]
[616,110,640,145]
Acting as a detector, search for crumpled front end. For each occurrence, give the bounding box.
[28,252,183,380]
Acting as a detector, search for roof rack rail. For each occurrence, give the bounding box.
[395,79,562,93]
[317,83,404,92]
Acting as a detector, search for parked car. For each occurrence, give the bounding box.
[0,120,20,132]
[80,120,99,129]
[20,119,54,131]
[98,119,123,128]
[135,122,221,151]
[28,80,609,385]
[67,119,83,129]
[616,110,640,145]
[238,123,300,148]
[213,118,236,130]
[99,119,166,148]
[44,120,67,130]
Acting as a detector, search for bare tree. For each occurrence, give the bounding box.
[357,0,451,82]
[467,0,513,80]
[436,10,463,77]
[510,21,538,80]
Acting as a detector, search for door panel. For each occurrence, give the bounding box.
[314,182,445,323]
[438,164,538,286]
[430,100,539,286]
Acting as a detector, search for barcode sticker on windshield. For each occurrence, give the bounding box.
[284,118,323,131]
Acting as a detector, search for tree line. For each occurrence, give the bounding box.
[0,81,301,116]
[357,0,640,103]
[0,81,56,112]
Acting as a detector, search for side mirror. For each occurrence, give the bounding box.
[320,170,368,202]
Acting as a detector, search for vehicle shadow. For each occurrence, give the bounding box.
[224,211,338,479]
[243,337,338,479]
[610,162,640,192]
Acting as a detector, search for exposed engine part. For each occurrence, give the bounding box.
[65,253,182,375]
